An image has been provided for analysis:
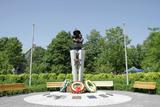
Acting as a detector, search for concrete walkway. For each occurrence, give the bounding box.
[0,91,160,107]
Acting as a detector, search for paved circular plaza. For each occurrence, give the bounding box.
[24,91,132,106]
[0,91,160,107]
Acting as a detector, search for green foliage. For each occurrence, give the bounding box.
[84,29,105,72]
[25,46,47,73]
[32,46,46,64]
[84,74,95,80]
[50,65,68,73]
[0,37,25,74]
[128,45,144,69]
[1,28,160,77]
[19,74,29,83]
[66,74,72,80]
[0,75,6,83]
[142,31,160,72]
[45,31,72,73]
[84,73,113,81]
[94,73,109,81]
[5,74,19,83]
[0,52,13,74]
[28,84,47,92]
[95,27,131,73]
[94,58,114,73]
[57,74,66,81]
[0,28,150,75]
[38,73,48,82]
[47,73,57,81]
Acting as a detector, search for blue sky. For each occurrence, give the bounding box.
[0,0,160,52]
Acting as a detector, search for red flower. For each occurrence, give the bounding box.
[76,87,81,93]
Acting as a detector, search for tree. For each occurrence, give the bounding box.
[95,27,131,74]
[142,30,160,72]
[84,29,105,73]
[128,44,144,69]
[0,52,13,74]
[0,37,25,74]
[25,46,46,73]
[45,31,72,73]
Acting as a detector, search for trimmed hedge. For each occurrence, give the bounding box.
[0,72,160,95]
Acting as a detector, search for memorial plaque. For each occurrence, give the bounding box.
[87,95,97,99]
[46,95,53,98]
[72,96,81,99]
[43,93,50,96]
[106,93,113,96]
[52,95,66,100]
[99,94,108,98]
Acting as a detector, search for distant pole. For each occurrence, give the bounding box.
[29,24,35,87]
[123,23,129,85]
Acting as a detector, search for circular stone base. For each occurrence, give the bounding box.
[24,91,132,106]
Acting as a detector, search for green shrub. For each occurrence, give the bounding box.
[0,75,6,83]
[19,74,29,84]
[28,84,47,92]
[57,74,65,81]
[48,73,57,81]
[84,74,94,80]
[51,65,67,73]
[94,73,106,81]
[32,74,39,79]
[66,74,72,80]
[38,73,48,82]
[4,74,19,83]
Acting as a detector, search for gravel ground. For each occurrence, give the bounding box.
[0,91,160,107]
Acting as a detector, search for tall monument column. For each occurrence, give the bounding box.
[70,50,78,81]
[78,49,85,82]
